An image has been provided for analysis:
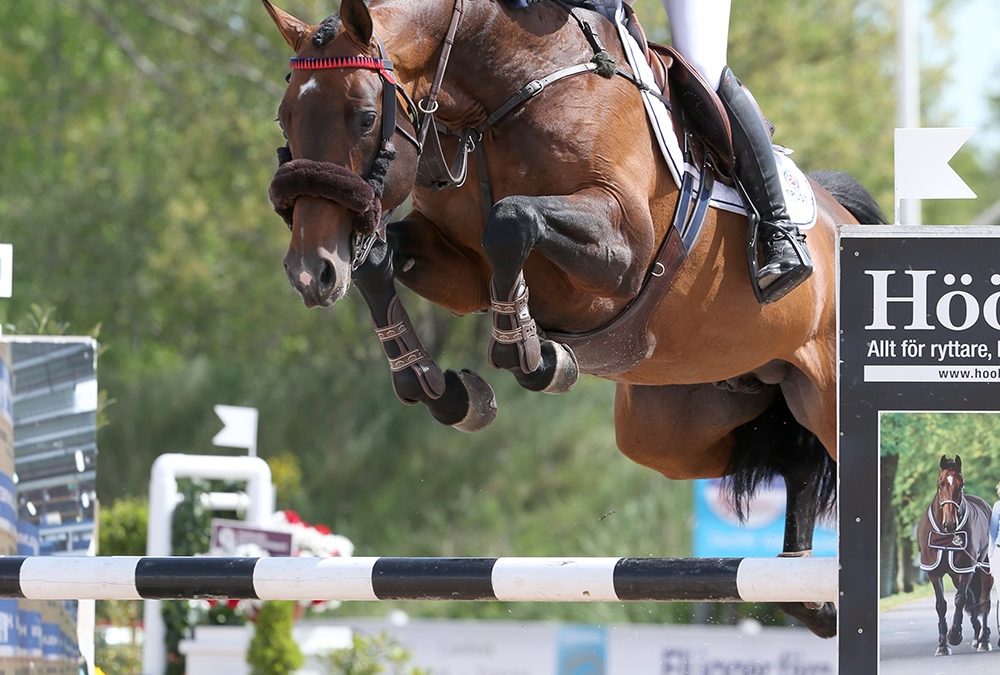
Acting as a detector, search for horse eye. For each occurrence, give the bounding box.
[360,111,377,130]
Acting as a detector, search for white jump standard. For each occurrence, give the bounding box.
[0,556,837,604]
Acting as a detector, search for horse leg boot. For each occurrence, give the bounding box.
[718,67,812,303]
[482,193,645,394]
[352,238,497,431]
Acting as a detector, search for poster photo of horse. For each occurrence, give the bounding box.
[879,412,1000,669]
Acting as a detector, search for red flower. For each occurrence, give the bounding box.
[283,510,302,524]
[314,524,331,535]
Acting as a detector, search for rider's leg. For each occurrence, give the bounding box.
[718,67,812,301]
[664,0,812,302]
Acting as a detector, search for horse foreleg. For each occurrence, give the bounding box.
[481,190,642,393]
[352,237,497,432]
[932,576,951,655]
[949,574,970,646]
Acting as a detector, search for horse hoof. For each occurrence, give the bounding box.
[451,369,498,433]
[776,601,836,638]
[935,645,951,656]
[948,630,962,646]
[540,342,578,394]
[976,642,991,652]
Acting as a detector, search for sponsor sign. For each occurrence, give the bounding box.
[840,226,1000,672]
[210,518,293,557]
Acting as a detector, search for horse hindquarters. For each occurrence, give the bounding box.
[614,382,836,638]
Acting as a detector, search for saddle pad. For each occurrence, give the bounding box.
[611,8,817,230]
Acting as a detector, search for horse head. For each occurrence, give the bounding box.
[263,0,421,308]
[936,454,965,532]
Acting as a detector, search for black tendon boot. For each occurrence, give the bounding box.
[718,67,812,303]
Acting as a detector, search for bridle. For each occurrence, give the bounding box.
[268,0,663,270]
[935,477,967,531]
[271,0,465,270]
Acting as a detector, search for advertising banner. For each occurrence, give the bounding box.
[839,226,1000,673]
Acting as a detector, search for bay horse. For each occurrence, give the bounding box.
[916,455,993,655]
[262,0,885,636]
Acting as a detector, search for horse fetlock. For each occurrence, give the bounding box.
[935,644,951,657]
[451,369,498,432]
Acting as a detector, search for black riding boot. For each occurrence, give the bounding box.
[718,67,812,303]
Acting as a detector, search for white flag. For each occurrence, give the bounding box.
[894,127,976,201]
[212,405,259,455]
[0,244,11,299]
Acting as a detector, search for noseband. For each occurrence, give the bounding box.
[267,0,465,269]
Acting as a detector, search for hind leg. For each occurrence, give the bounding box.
[617,383,839,638]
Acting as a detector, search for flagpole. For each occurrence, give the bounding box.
[896,0,921,225]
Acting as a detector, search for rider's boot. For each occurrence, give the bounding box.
[718,66,812,303]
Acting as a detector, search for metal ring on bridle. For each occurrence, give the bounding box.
[418,98,440,115]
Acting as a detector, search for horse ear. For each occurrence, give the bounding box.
[340,0,374,46]
[262,0,313,51]
[940,454,947,469]
[955,455,962,472]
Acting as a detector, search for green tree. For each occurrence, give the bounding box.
[246,601,304,675]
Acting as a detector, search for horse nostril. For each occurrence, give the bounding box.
[319,258,335,288]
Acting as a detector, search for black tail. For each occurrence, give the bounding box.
[811,170,888,225]
[724,393,836,522]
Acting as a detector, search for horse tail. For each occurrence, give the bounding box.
[810,170,888,225]
[723,392,836,522]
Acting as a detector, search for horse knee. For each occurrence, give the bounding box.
[483,196,542,269]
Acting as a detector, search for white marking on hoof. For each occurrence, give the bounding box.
[298,76,319,99]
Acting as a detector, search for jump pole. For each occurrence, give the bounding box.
[0,556,837,604]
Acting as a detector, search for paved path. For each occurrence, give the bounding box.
[881,593,1000,673]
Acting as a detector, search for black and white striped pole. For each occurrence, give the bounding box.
[0,555,837,604]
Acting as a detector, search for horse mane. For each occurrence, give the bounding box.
[312,14,342,47]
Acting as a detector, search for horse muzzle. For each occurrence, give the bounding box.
[283,246,351,308]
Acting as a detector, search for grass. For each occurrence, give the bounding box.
[880,583,935,611]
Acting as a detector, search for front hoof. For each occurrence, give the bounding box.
[541,342,579,394]
[452,370,498,433]
[935,645,951,656]
[976,641,992,652]
[948,628,963,646]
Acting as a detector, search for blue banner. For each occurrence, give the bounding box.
[557,625,606,675]
[693,478,836,557]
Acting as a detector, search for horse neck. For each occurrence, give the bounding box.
[373,0,590,129]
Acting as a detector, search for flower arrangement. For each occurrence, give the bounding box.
[202,510,355,621]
